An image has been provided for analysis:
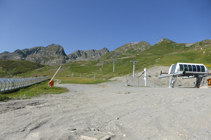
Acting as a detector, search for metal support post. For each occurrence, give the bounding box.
[130,60,138,77]
[113,59,116,72]
[144,68,147,87]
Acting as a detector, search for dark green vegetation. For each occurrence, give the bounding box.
[0,81,69,101]
[0,60,44,77]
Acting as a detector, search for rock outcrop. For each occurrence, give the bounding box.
[0,44,68,66]
[67,47,109,61]
[0,44,109,65]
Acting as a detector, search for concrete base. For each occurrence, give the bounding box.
[80,131,111,140]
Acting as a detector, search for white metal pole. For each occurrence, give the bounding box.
[130,60,138,77]
[113,60,115,72]
[133,63,135,77]
[50,66,61,82]
[144,68,147,87]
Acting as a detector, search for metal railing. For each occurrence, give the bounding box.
[0,77,50,93]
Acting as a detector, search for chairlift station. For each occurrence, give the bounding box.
[159,62,211,88]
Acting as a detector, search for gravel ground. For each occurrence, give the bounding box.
[1,66,211,140]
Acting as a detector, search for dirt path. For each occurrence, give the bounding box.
[1,72,211,139]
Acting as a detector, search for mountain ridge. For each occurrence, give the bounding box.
[0,44,111,66]
[0,39,210,66]
[0,38,211,78]
[68,47,109,61]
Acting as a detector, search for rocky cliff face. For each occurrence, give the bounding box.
[0,44,68,66]
[0,44,109,65]
[0,41,152,65]
[67,47,109,61]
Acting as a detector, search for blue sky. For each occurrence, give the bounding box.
[0,0,211,54]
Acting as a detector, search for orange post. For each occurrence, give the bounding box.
[207,78,211,86]
[49,80,54,88]
[48,66,61,88]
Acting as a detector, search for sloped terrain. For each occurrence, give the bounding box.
[100,41,152,60]
[114,41,152,54]
[0,60,44,77]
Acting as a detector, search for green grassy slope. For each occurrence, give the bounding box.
[3,39,211,82]
[114,41,151,55]
[0,60,44,77]
[157,45,211,67]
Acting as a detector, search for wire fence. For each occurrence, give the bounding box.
[123,72,209,88]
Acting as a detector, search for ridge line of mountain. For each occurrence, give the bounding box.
[0,39,210,66]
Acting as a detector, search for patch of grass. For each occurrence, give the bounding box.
[0,60,44,77]
[57,77,106,84]
[156,47,211,66]
[0,95,9,101]
[0,81,69,101]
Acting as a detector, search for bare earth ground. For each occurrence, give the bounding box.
[1,66,211,140]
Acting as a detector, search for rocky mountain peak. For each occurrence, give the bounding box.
[0,44,110,65]
[14,49,27,57]
[1,51,10,54]
[0,44,68,66]
[67,47,109,61]
[46,44,67,56]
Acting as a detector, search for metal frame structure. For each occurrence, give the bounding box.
[159,62,211,88]
[0,76,50,93]
[130,60,138,77]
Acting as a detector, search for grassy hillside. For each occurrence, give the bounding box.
[114,41,151,55]
[0,60,44,77]
[3,39,211,83]
[100,41,151,59]
[157,45,211,67]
